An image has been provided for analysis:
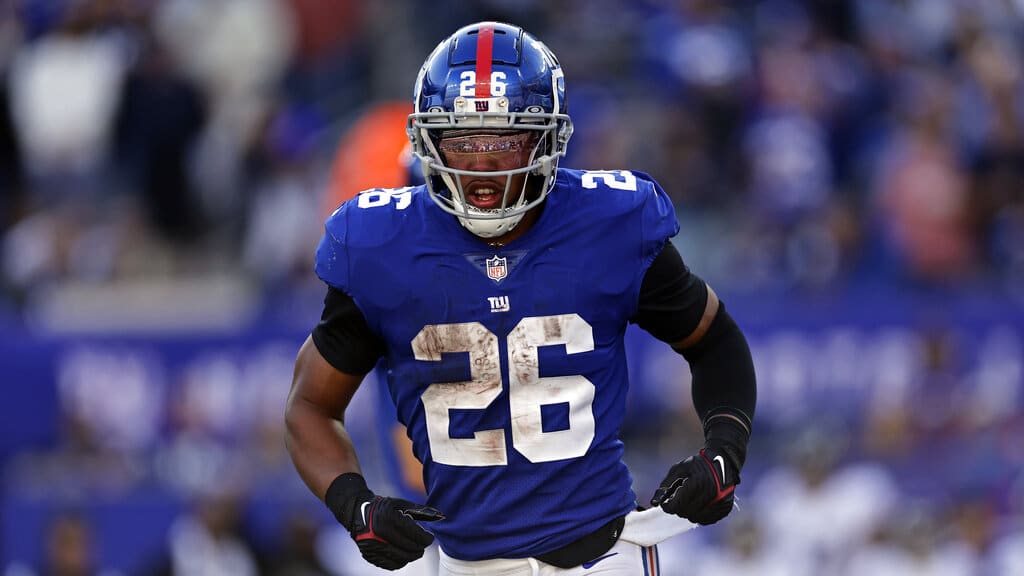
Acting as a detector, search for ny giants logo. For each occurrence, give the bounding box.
[487,295,510,313]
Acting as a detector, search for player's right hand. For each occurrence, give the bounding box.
[347,494,444,570]
[326,473,444,570]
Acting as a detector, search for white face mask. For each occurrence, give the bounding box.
[435,132,538,238]
[407,101,573,239]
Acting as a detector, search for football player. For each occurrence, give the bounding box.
[285,21,757,575]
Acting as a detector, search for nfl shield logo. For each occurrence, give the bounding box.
[486,255,507,282]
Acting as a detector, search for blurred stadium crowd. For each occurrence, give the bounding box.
[1,0,1024,574]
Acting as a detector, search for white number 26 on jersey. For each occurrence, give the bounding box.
[413,315,596,467]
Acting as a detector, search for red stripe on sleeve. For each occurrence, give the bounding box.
[475,24,494,98]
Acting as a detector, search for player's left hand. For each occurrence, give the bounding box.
[651,445,739,525]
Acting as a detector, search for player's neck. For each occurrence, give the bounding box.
[484,205,542,248]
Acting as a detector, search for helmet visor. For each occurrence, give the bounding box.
[437,131,540,168]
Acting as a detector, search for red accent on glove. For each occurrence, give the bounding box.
[700,449,736,505]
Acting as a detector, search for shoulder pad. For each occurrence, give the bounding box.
[315,186,421,290]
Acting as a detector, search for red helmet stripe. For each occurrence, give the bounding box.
[475,24,494,98]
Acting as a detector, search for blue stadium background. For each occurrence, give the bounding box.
[1,1,1023,574]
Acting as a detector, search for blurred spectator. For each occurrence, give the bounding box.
[42,513,117,576]
[153,0,295,225]
[285,0,361,66]
[241,104,325,286]
[842,505,978,576]
[149,493,259,576]
[642,0,751,197]
[261,513,331,576]
[744,39,833,222]
[692,514,813,576]
[4,512,123,576]
[873,67,975,283]
[2,1,144,296]
[956,28,1024,288]
[752,420,899,573]
[114,23,206,243]
[945,495,1000,574]
[7,1,127,202]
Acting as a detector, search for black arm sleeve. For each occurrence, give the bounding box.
[682,306,756,468]
[633,242,756,468]
[310,287,385,375]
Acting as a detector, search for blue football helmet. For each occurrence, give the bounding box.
[407,22,573,238]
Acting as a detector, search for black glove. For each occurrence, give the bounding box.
[326,473,444,570]
[651,444,739,526]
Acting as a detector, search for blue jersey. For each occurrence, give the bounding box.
[315,168,679,560]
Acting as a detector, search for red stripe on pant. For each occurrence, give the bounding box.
[643,546,658,575]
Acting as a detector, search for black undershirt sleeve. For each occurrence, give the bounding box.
[631,242,707,342]
[632,242,756,468]
[310,287,385,375]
